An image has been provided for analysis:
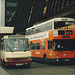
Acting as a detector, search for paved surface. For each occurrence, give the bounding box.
[0,67,9,75]
[0,62,75,75]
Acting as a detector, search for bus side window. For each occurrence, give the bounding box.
[36,43,40,50]
[32,43,35,50]
[48,40,52,50]
[0,41,1,50]
[29,44,32,50]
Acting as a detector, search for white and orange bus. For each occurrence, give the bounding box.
[26,17,75,63]
[0,35,32,67]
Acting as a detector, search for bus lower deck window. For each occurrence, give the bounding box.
[48,40,52,50]
[32,44,35,50]
[36,43,40,50]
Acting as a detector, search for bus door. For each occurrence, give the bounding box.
[47,40,53,58]
[30,43,36,57]
[0,40,4,60]
[0,41,1,59]
[41,39,47,58]
[35,43,41,58]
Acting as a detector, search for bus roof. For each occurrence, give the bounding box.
[26,17,75,31]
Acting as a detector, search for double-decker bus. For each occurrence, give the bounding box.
[26,17,75,63]
[0,35,32,67]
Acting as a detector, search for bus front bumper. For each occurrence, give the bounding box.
[5,60,32,66]
[48,58,75,63]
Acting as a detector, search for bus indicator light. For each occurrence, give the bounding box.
[56,56,59,58]
[56,53,58,55]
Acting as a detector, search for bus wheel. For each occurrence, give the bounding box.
[3,59,5,66]
[43,55,47,64]
[28,64,31,68]
[1,61,3,65]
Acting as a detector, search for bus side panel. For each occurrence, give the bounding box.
[49,31,54,39]
[30,40,42,58]
[1,51,6,61]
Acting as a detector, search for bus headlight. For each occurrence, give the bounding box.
[56,56,59,58]
[27,57,30,59]
[56,59,59,62]
[27,57,32,60]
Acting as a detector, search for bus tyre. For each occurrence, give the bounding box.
[1,61,3,65]
[3,60,9,68]
[3,59,5,66]
[43,55,47,64]
[27,64,31,68]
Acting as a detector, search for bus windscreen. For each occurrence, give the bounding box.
[5,39,30,51]
[54,39,75,51]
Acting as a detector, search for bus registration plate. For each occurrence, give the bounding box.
[16,64,23,66]
[64,59,70,61]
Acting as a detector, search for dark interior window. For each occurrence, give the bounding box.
[54,21,74,29]
[58,31,65,35]
[36,43,40,50]
[32,43,35,50]
[48,40,52,50]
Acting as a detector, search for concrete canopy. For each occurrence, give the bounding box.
[0,27,14,34]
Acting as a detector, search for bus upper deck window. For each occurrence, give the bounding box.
[66,30,73,35]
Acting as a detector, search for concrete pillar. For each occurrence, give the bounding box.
[0,0,5,27]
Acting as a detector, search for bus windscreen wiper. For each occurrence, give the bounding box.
[24,45,29,52]
[6,43,13,52]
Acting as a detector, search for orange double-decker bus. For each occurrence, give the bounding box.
[26,18,75,63]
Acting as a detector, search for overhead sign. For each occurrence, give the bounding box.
[65,22,74,25]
